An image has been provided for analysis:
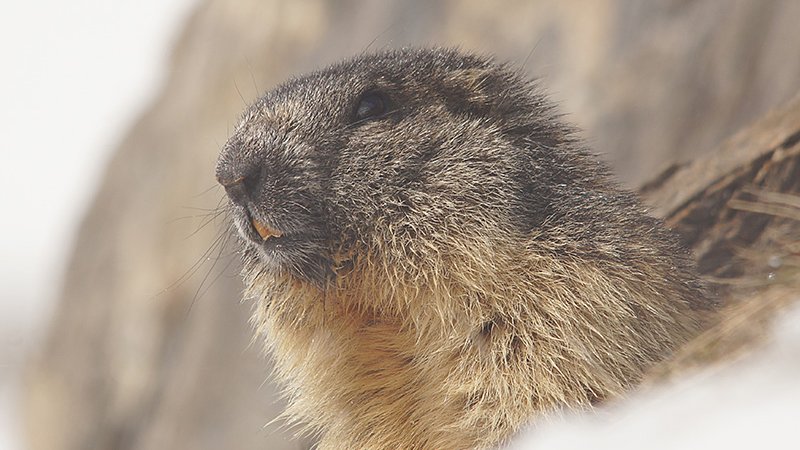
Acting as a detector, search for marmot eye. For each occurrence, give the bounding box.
[354,92,388,121]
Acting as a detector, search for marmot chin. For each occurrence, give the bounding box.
[215,48,713,450]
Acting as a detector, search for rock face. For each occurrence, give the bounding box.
[23,1,800,449]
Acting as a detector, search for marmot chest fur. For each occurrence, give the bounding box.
[215,48,713,450]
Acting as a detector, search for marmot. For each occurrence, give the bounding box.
[215,48,713,449]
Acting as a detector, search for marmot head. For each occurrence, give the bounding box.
[216,48,587,287]
[215,48,710,449]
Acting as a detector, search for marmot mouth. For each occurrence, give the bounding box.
[237,208,332,285]
[238,208,285,244]
[251,217,283,240]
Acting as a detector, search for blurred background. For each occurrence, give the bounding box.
[3,1,800,449]
[1,1,196,448]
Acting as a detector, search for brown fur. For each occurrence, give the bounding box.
[217,48,712,449]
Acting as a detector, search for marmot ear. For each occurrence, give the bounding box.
[442,68,497,114]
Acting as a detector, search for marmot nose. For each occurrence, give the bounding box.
[217,167,262,207]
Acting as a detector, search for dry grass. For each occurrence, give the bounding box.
[648,188,800,381]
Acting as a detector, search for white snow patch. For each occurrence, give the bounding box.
[509,301,800,450]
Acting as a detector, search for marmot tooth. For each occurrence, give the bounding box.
[251,218,282,240]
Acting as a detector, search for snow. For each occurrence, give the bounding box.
[510,302,800,450]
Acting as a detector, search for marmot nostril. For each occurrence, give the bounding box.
[221,179,248,206]
[218,166,263,207]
